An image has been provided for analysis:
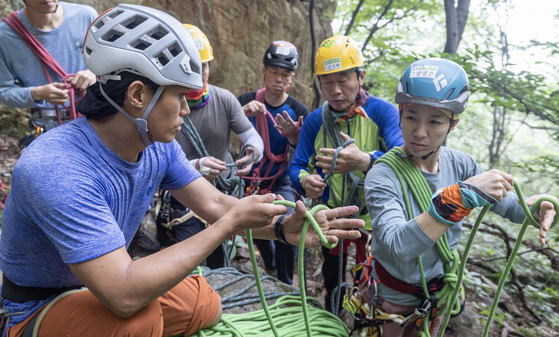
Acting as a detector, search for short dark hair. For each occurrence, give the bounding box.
[77,72,159,120]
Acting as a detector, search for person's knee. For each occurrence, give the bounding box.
[207,302,223,327]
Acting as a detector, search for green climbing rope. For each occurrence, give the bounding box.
[192,200,348,337]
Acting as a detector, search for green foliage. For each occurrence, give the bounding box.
[0,104,30,138]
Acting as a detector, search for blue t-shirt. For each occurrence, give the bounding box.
[0,2,98,108]
[0,117,200,324]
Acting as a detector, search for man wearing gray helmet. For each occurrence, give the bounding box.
[238,41,310,285]
[0,5,364,337]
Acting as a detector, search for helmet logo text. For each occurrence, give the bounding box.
[410,65,439,79]
[324,57,342,72]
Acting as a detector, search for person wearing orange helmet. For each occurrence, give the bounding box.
[289,35,404,313]
[154,24,264,269]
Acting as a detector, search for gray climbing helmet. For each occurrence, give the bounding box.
[83,4,203,89]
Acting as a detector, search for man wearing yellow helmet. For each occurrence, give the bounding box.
[289,35,404,313]
[154,24,264,269]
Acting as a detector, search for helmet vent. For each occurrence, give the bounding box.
[102,27,125,43]
[444,88,456,100]
[154,42,182,68]
[146,25,168,41]
[189,58,200,74]
[130,25,169,51]
[130,38,150,51]
[94,9,123,30]
[122,15,147,30]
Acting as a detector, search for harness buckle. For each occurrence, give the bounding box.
[399,299,431,327]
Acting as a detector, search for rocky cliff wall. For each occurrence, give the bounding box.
[1,0,335,108]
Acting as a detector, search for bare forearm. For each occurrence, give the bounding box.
[416,212,450,241]
[72,219,235,317]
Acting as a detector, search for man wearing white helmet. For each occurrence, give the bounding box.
[0,5,364,337]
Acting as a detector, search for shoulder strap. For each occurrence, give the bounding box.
[3,10,81,120]
[2,11,67,80]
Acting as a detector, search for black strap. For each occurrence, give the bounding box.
[21,314,39,337]
[1,275,81,303]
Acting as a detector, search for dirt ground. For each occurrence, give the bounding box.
[0,136,19,208]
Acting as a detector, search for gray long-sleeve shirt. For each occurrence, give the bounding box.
[364,146,525,305]
[0,2,97,109]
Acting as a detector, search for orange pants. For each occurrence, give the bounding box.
[6,275,220,337]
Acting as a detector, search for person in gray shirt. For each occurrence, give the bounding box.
[363,58,556,337]
[154,24,264,269]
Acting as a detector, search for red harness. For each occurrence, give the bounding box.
[244,88,289,195]
[2,11,83,124]
[374,259,444,296]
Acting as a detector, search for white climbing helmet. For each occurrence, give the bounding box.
[83,4,203,89]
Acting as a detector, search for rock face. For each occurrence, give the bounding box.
[0,0,335,108]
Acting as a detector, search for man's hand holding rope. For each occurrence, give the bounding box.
[234,146,258,177]
[195,156,226,180]
[301,174,327,199]
[316,132,371,174]
[281,200,364,248]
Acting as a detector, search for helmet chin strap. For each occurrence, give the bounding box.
[99,84,166,147]
[50,0,60,13]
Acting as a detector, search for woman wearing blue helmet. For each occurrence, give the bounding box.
[359,58,556,336]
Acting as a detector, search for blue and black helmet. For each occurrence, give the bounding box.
[395,58,469,114]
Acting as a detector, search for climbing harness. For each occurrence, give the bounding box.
[180,115,253,197]
[343,147,559,337]
[244,88,297,196]
[2,12,83,125]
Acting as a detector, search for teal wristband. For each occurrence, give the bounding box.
[428,182,497,227]
[457,182,497,208]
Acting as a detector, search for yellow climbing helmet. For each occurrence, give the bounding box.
[183,23,214,63]
[315,35,364,75]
